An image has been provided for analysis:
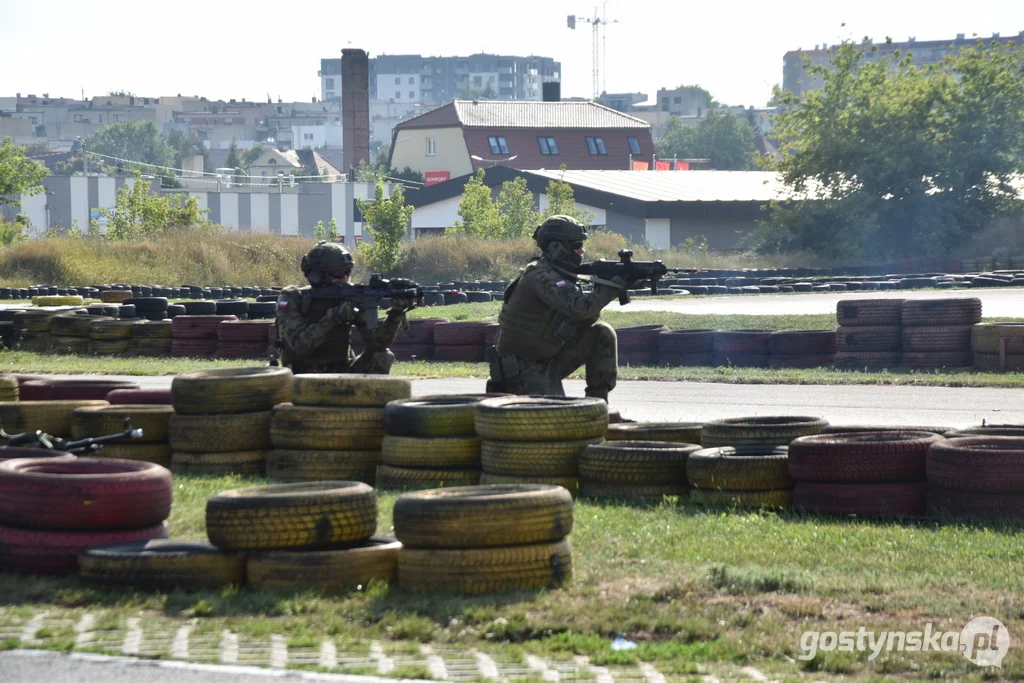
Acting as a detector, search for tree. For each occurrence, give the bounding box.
[84,121,174,173]
[541,168,594,226]
[496,176,539,239]
[0,137,49,207]
[655,110,757,170]
[166,129,209,171]
[241,145,270,171]
[750,39,1024,260]
[357,181,414,273]
[449,169,501,237]
[225,139,241,170]
[101,172,208,240]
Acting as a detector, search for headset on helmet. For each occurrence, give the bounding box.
[301,240,354,286]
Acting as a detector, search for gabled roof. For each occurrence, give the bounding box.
[394,100,651,131]
[250,148,302,168]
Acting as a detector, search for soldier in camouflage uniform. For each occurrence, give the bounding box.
[486,216,645,402]
[275,241,416,374]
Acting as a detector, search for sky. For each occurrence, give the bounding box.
[1,0,1022,109]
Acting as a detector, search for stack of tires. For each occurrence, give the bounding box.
[579,440,701,500]
[379,396,488,490]
[101,290,133,304]
[268,375,410,484]
[834,299,904,369]
[14,310,60,352]
[392,318,448,360]
[617,325,669,366]
[89,318,136,356]
[700,416,828,448]
[656,329,714,366]
[71,405,175,466]
[605,422,702,444]
[19,378,139,401]
[33,294,84,307]
[124,297,169,321]
[927,437,1024,519]
[0,375,18,402]
[477,396,607,495]
[0,400,109,444]
[768,331,837,368]
[0,457,171,575]
[107,388,173,405]
[432,322,490,362]
[171,314,238,358]
[215,299,250,320]
[395,484,574,594]
[79,537,247,591]
[901,298,980,369]
[687,447,794,509]
[129,321,173,357]
[713,330,771,367]
[211,481,399,594]
[972,323,1024,372]
[789,431,943,517]
[169,368,292,475]
[216,320,275,359]
[50,313,99,355]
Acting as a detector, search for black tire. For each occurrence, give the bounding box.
[701,416,828,448]
[768,331,837,355]
[182,300,218,315]
[605,422,702,444]
[383,395,501,437]
[836,299,904,326]
[216,300,250,317]
[393,484,573,548]
[836,326,902,352]
[247,535,401,594]
[123,297,169,313]
[79,539,246,589]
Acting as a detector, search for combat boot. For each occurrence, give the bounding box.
[584,386,609,402]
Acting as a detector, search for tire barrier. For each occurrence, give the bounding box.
[701,416,828,449]
[579,440,701,500]
[687,446,794,508]
[395,484,574,594]
[72,404,174,466]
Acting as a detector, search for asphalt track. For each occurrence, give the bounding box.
[32,374,1024,429]
[611,286,1024,317]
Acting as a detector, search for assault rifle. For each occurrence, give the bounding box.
[576,250,697,305]
[305,274,424,329]
[0,417,143,454]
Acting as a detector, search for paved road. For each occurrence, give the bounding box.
[610,287,1024,317]
[30,374,1024,429]
[0,649,409,683]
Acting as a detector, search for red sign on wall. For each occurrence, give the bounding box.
[631,160,649,171]
[655,160,670,171]
[424,171,451,186]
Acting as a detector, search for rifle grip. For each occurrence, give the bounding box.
[618,290,631,306]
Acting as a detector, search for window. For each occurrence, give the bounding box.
[474,76,483,87]
[627,136,641,155]
[113,114,123,122]
[673,96,681,104]
[409,91,415,98]
[73,114,83,122]
[408,77,415,84]
[395,91,401,99]
[488,136,510,155]
[585,136,607,155]
[326,78,335,88]
[395,77,401,85]
[537,136,559,155]
[426,137,436,156]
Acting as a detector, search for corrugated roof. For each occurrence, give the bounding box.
[523,169,805,202]
[453,100,650,129]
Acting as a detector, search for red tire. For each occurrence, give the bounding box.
[483,323,500,346]
[769,354,836,368]
[926,437,1024,494]
[788,431,942,483]
[106,389,173,405]
[0,447,75,463]
[217,320,275,342]
[392,344,435,360]
[215,341,269,359]
[0,458,172,530]
[171,315,238,340]
[928,485,1024,520]
[794,481,927,517]
[658,351,714,367]
[171,339,218,357]
[657,330,715,354]
[0,522,168,576]
[618,350,658,366]
[617,325,669,352]
[19,379,139,401]
[768,331,837,355]
[432,322,490,345]
[714,330,771,355]
[396,318,449,345]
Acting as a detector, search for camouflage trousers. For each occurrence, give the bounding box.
[487,321,617,400]
[289,349,395,375]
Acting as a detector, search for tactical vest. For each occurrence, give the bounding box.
[277,288,352,371]
[497,260,581,362]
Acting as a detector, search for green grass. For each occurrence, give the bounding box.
[0,474,1022,681]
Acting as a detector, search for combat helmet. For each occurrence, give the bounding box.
[301,240,354,286]
[533,215,588,265]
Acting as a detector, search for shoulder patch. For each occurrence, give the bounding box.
[278,300,289,308]
[555,280,568,287]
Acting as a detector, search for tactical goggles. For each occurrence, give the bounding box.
[567,241,584,250]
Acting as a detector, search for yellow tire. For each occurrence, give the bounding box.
[0,376,17,402]
[606,422,702,445]
[381,435,481,468]
[171,450,266,476]
[71,405,174,443]
[80,539,246,589]
[686,446,793,491]
[291,374,411,407]
[398,539,573,595]
[100,290,133,303]
[247,536,401,594]
[171,367,293,415]
[479,473,580,496]
[475,397,608,441]
[383,395,494,437]
[88,339,131,355]
[479,437,602,477]
[169,410,271,452]
[15,310,59,333]
[89,319,135,340]
[33,295,84,307]
[131,321,173,339]
[689,488,793,509]
[700,416,829,448]
[393,484,573,548]
[51,314,101,337]
[376,464,480,491]
[267,449,380,484]
[270,404,385,450]
[49,335,90,354]
[15,332,51,352]
[206,481,378,551]
[0,400,109,439]
[971,323,1024,354]
[578,441,700,485]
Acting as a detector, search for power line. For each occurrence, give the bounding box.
[83,150,346,181]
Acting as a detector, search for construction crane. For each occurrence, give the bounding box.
[567,2,618,100]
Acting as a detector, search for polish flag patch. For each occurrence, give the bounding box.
[278,300,288,308]
[555,280,567,287]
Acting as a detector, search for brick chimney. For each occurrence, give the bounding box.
[342,48,370,177]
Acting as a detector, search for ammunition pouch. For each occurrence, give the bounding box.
[486,345,524,382]
[543,316,579,345]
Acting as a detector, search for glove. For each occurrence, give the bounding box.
[609,275,629,290]
[390,295,417,314]
[330,300,357,323]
